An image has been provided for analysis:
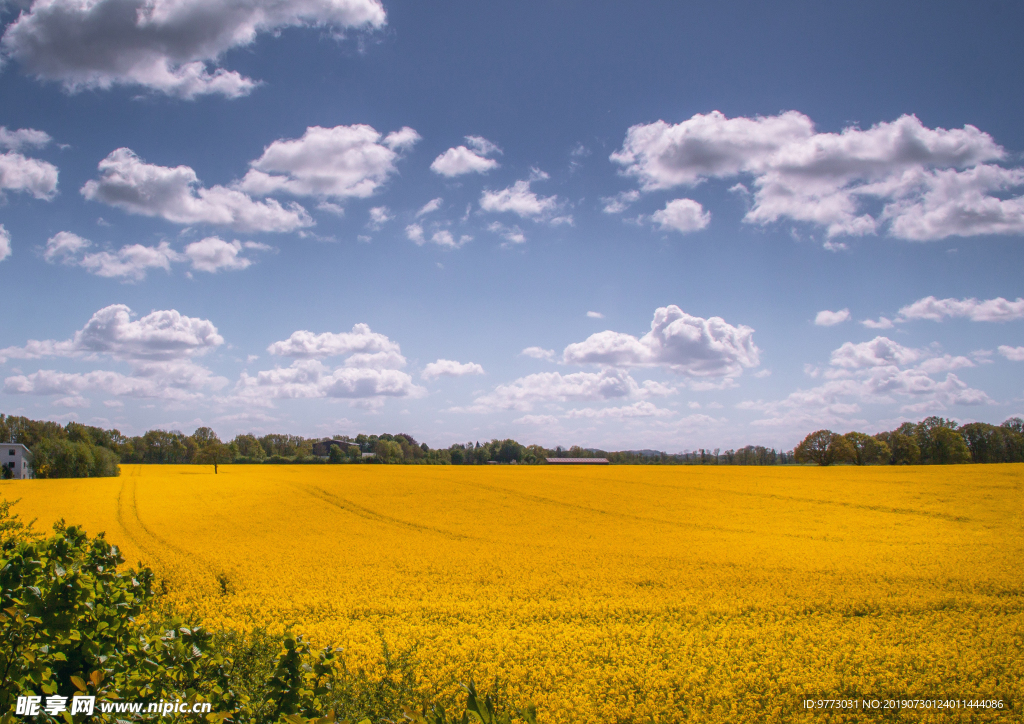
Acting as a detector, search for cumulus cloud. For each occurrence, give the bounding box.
[586,311,604,319]
[860,316,895,329]
[611,110,1021,240]
[458,369,671,413]
[239,125,419,200]
[1,0,386,98]
[184,237,270,273]
[367,206,392,229]
[0,225,10,263]
[814,309,851,326]
[998,345,1024,361]
[480,171,563,221]
[486,221,526,246]
[44,231,267,278]
[521,346,554,360]
[0,304,222,363]
[564,401,672,419]
[651,198,710,233]
[79,240,180,281]
[742,334,991,428]
[897,295,1024,322]
[430,136,501,176]
[405,223,470,249]
[81,148,311,232]
[421,359,485,380]
[1,304,227,404]
[234,360,423,403]
[267,324,401,360]
[601,190,640,214]
[0,151,59,199]
[562,305,760,378]
[0,126,52,151]
[416,197,443,217]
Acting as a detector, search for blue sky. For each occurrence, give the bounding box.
[1,0,1022,450]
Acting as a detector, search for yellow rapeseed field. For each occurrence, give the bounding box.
[4,463,1023,723]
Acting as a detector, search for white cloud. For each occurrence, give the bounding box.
[744,335,991,429]
[405,223,469,249]
[0,225,10,263]
[421,359,485,380]
[651,198,710,233]
[0,151,59,199]
[480,176,560,220]
[521,346,555,360]
[266,324,401,360]
[44,232,267,277]
[0,126,52,151]
[860,316,895,329]
[1,0,386,98]
[586,311,604,319]
[5,364,224,401]
[601,190,640,214]
[79,241,180,281]
[814,308,851,326]
[184,237,269,273]
[611,111,1019,240]
[0,304,222,363]
[562,305,760,378]
[317,201,345,216]
[487,221,526,246]
[367,206,392,229]
[565,401,672,419]
[998,345,1024,361]
[235,360,423,402]
[428,230,472,249]
[512,414,560,426]
[405,223,425,244]
[1,304,227,403]
[897,295,1024,322]
[44,231,91,262]
[459,368,668,413]
[430,136,501,177]
[829,336,922,369]
[416,197,443,217]
[239,125,418,200]
[81,148,311,232]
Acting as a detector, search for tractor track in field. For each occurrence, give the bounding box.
[452,479,836,541]
[116,466,229,591]
[608,476,972,523]
[295,482,480,541]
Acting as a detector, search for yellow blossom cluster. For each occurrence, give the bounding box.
[5,463,1022,723]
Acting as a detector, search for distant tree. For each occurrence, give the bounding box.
[874,431,920,465]
[1003,417,1024,434]
[374,440,402,464]
[928,426,971,465]
[232,433,266,461]
[195,441,231,473]
[844,432,890,465]
[794,430,855,466]
[328,445,346,464]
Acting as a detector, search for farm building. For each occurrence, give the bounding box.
[312,439,360,457]
[545,457,609,465]
[0,443,33,479]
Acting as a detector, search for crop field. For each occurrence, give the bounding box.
[3,464,1023,723]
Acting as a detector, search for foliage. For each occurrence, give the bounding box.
[794,430,855,466]
[843,432,890,465]
[31,438,120,478]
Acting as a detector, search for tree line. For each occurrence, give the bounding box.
[795,415,1024,466]
[3,412,1022,478]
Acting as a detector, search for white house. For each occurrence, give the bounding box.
[0,443,33,479]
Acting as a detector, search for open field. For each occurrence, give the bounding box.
[3,464,1023,723]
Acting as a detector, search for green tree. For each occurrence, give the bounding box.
[794,430,856,466]
[875,431,920,465]
[843,432,890,465]
[195,441,232,473]
[374,440,402,464]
